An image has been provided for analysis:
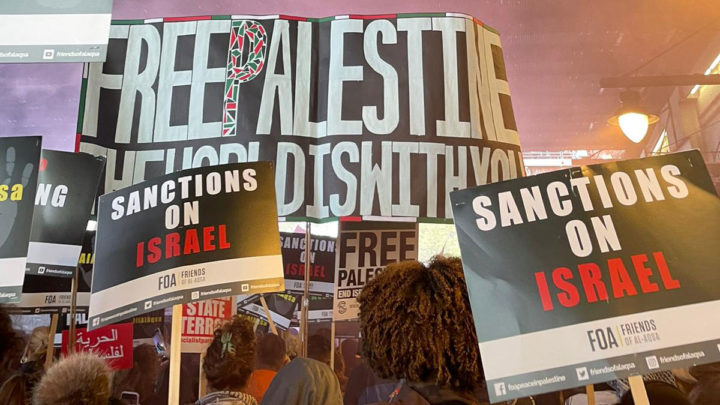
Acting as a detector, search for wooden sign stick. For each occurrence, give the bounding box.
[198,352,208,398]
[68,266,80,354]
[329,321,336,371]
[628,375,650,405]
[168,304,183,405]
[259,294,279,335]
[45,313,59,369]
[585,384,595,405]
[300,223,311,357]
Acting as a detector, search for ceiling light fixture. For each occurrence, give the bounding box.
[607,90,659,143]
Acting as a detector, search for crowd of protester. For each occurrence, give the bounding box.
[0,256,718,404]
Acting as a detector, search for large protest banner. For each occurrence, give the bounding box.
[451,150,720,401]
[333,220,418,321]
[88,162,284,330]
[181,297,234,353]
[281,232,335,294]
[0,136,41,303]
[76,13,523,222]
[26,150,105,277]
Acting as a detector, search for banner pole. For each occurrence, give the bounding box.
[628,375,650,405]
[300,222,311,357]
[585,385,595,405]
[45,313,58,369]
[168,304,183,405]
[329,320,336,372]
[67,265,80,354]
[198,352,207,398]
[259,294,278,335]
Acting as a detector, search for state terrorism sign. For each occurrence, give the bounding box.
[333,220,418,321]
[0,136,41,303]
[77,13,523,222]
[181,297,234,353]
[88,162,284,330]
[450,151,720,402]
[26,150,105,277]
[281,232,335,294]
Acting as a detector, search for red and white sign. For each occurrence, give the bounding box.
[181,297,234,353]
[62,322,133,370]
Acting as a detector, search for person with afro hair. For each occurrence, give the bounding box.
[357,256,487,404]
[32,352,114,405]
[196,316,257,405]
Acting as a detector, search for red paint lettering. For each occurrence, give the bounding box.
[578,262,608,302]
[654,251,680,289]
[203,226,216,252]
[608,258,638,298]
[147,237,162,264]
[553,267,579,308]
[535,272,554,311]
[631,254,659,293]
[184,229,200,254]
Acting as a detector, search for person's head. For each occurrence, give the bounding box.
[307,334,331,365]
[256,333,288,371]
[260,357,342,405]
[112,344,161,400]
[33,352,113,405]
[22,326,49,364]
[690,361,720,382]
[0,374,27,405]
[689,377,720,405]
[203,316,256,392]
[0,306,23,378]
[283,332,301,360]
[620,381,691,405]
[357,256,483,393]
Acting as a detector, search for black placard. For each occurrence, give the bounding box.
[451,151,720,401]
[26,150,105,277]
[281,232,335,295]
[0,136,41,303]
[88,162,284,330]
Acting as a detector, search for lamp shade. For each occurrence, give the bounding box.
[607,90,659,143]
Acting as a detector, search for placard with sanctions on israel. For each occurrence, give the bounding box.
[451,150,720,402]
[88,162,284,330]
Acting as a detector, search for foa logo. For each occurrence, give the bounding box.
[587,327,619,352]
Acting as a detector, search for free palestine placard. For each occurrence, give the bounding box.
[333,220,418,321]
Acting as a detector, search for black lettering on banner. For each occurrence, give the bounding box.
[333,221,418,321]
